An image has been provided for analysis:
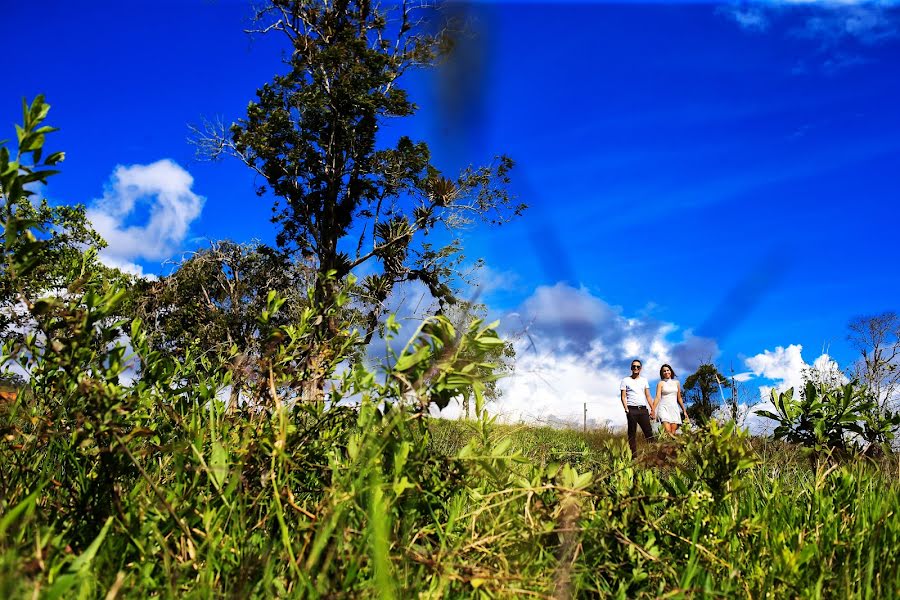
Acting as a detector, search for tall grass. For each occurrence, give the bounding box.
[4,389,900,598]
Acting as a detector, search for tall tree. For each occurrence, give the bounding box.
[196,1,524,386]
[683,362,731,423]
[848,311,900,414]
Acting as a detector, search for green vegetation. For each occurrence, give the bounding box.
[192,0,524,399]
[682,363,731,423]
[4,338,900,600]
[3,2,900,596]
[760,380,900,456]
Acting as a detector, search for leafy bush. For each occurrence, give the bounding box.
[758,380,900,455]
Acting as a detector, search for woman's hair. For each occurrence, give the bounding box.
[659,364,676,379]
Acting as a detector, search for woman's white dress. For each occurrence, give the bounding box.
[656,379,682,424]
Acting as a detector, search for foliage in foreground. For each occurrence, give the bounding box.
[3,98,900,598]
[4,375,900,599]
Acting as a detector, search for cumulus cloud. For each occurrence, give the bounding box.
[87,159,204,274]
[430,283,719,429]
[745,343,809,394]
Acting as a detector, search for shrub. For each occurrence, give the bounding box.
[758,380,900,455]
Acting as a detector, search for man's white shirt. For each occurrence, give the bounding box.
[620,376,650,408]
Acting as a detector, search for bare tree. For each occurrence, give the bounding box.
[848,311,900,414]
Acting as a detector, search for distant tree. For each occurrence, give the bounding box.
[194,1,524,399]
[848,311,900,415]
[133,240,314,409]
[800,356,847,395]
[683,363,732,423]
[0,371,25,390]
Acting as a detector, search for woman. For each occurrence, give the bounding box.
[654,364,689,435]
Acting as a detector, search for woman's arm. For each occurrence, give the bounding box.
[676,381,689,419]
[653,382,663,411]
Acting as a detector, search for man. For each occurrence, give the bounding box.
[620,359,655,458]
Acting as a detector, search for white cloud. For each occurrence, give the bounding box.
[733,371,756,382]
[718,5,771,32]
[471,263,520,298]
[429,283,719,429]
[720,1,900,74]
[745,343,809,395]
[797,4,899,45]
[87,160,204,274]
[744,343,847,397]
[94,254,149,278]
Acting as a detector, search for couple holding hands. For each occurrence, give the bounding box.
[619,359,689,457]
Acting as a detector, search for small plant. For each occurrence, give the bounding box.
[677,419,757,500]
[757,380,898,455]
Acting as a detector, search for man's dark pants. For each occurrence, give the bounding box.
[626,406,655,457]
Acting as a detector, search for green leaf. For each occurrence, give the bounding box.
[29,95,50,124]
[45,517,112,600]
[756,410,781,421]
[44,151,65,165]
[209,441,228,489]
[0,487,42,536]
[130,318,143,341]
[20,169,60,184]
[391,476,414,497]
[394,345,429,371]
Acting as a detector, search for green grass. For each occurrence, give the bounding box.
[4,400,899,599]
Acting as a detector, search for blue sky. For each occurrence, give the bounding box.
[5,1,899,426]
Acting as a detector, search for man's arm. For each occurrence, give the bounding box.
[621,389,629,413]
[645,386,655,418]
